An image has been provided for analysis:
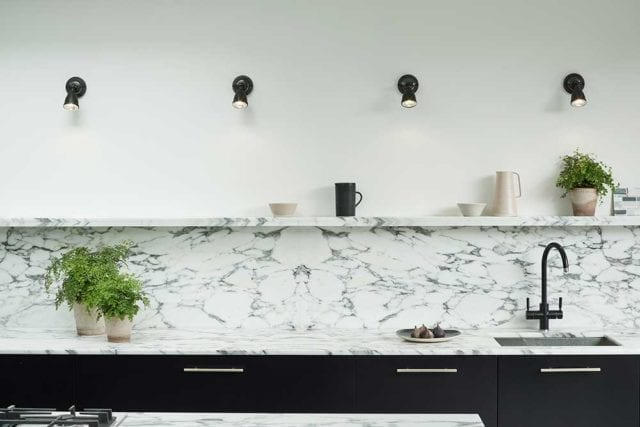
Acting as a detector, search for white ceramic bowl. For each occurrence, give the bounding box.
[269,203,298,217]
[457,203,486,217]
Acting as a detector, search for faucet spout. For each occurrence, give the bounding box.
[541,242,568,303]
[542,242,569,271]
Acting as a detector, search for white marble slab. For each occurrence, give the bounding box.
[2,222,640,331]
[114,412,484,427]
[2,328,640,356]
[0,216,638,228]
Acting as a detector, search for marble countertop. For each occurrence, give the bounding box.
[113,412,484,427]
[0,216,637,228]
[3,328,640,355]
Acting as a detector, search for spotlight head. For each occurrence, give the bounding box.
[232,91,248,109]
[401,91,417,108]
[570,89,587,107]
[63,77,86,111]
[232,75,253,109]
[563,73,587,108]
[63,92,79,111]
[397,74,419,108]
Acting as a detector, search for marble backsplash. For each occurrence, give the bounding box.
[0,225,638,331]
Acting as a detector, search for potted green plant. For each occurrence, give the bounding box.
[45,246,104,335]
[44,241,142,337]
[86,272,149,343]
[556,149,615,216]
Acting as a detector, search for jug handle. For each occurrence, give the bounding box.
[355,191,363,207]
[513,172,522,198]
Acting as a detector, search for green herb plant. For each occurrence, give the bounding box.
[556,149,615,201]
[44,241,148,320]
[85,273,149,321]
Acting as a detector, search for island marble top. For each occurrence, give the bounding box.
[2,328,640,356]
[113,412,484,427]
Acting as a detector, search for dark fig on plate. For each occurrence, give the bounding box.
[432,324,445,338]
[411,325,422,338]
[418,324,430,338]
[420,324,434,339]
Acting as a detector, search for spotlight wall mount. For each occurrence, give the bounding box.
[397,74,419,108]
[63,77,87,111]
[563,73,587,107]
[232,75,253,109]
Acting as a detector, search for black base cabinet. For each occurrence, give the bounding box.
[498,356,640,427]
[0,355,76,409]
[355,356,497,427]
[76,355,356,412]
[3,353,639,427]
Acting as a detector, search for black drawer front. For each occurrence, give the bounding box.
[499,356,639,427]
[355,356,497,427]
[77,355,250,411]
[77,355,355,412]
[0,355,76,409]
[249,356,355,411]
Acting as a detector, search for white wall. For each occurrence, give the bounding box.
[0,0,639,217]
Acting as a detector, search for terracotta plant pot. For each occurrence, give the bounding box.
[73,303,105,336]
[105,317,133,343]
[569,188,598,216]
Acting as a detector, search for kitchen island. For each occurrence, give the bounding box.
[114,412,484,427]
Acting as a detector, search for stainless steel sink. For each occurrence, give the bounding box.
[494,336,620,347]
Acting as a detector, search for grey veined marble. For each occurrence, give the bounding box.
[0,216,638,227]
[3,328,640,356]
[114,412,484,427]
[1,225,639,331]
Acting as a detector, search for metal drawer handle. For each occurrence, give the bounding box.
[396,368,458,373]
[540,367,601,373]
[183,368,244,373]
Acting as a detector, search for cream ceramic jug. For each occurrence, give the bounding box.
[491,171,521,216]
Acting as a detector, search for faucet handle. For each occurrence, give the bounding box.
[558,297,563,310]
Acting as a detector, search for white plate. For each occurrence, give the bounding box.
[396,329,461,343]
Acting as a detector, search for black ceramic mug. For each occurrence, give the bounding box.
[335,183,363,216]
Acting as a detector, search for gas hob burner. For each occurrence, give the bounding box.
[0,405,115,426]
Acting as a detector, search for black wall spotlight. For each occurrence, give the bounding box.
[563,73,587,107]
[397,74,419,108]
[63,77,87,111]
[232,75,253,109]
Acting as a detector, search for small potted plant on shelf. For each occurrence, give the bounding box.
[44,241,145,338]
[556,149,616,216]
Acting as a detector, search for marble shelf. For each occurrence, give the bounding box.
[0,216,638,228]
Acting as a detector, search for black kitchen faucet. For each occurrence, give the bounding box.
[526,242,569,330]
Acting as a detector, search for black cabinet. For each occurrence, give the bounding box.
[3,351,639,427]
[355,356,497,427]
[77,355,250,411]
[76,355,356,412]
[0,355,76,409]
[250,356,356,412]
[499,355,639,427]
